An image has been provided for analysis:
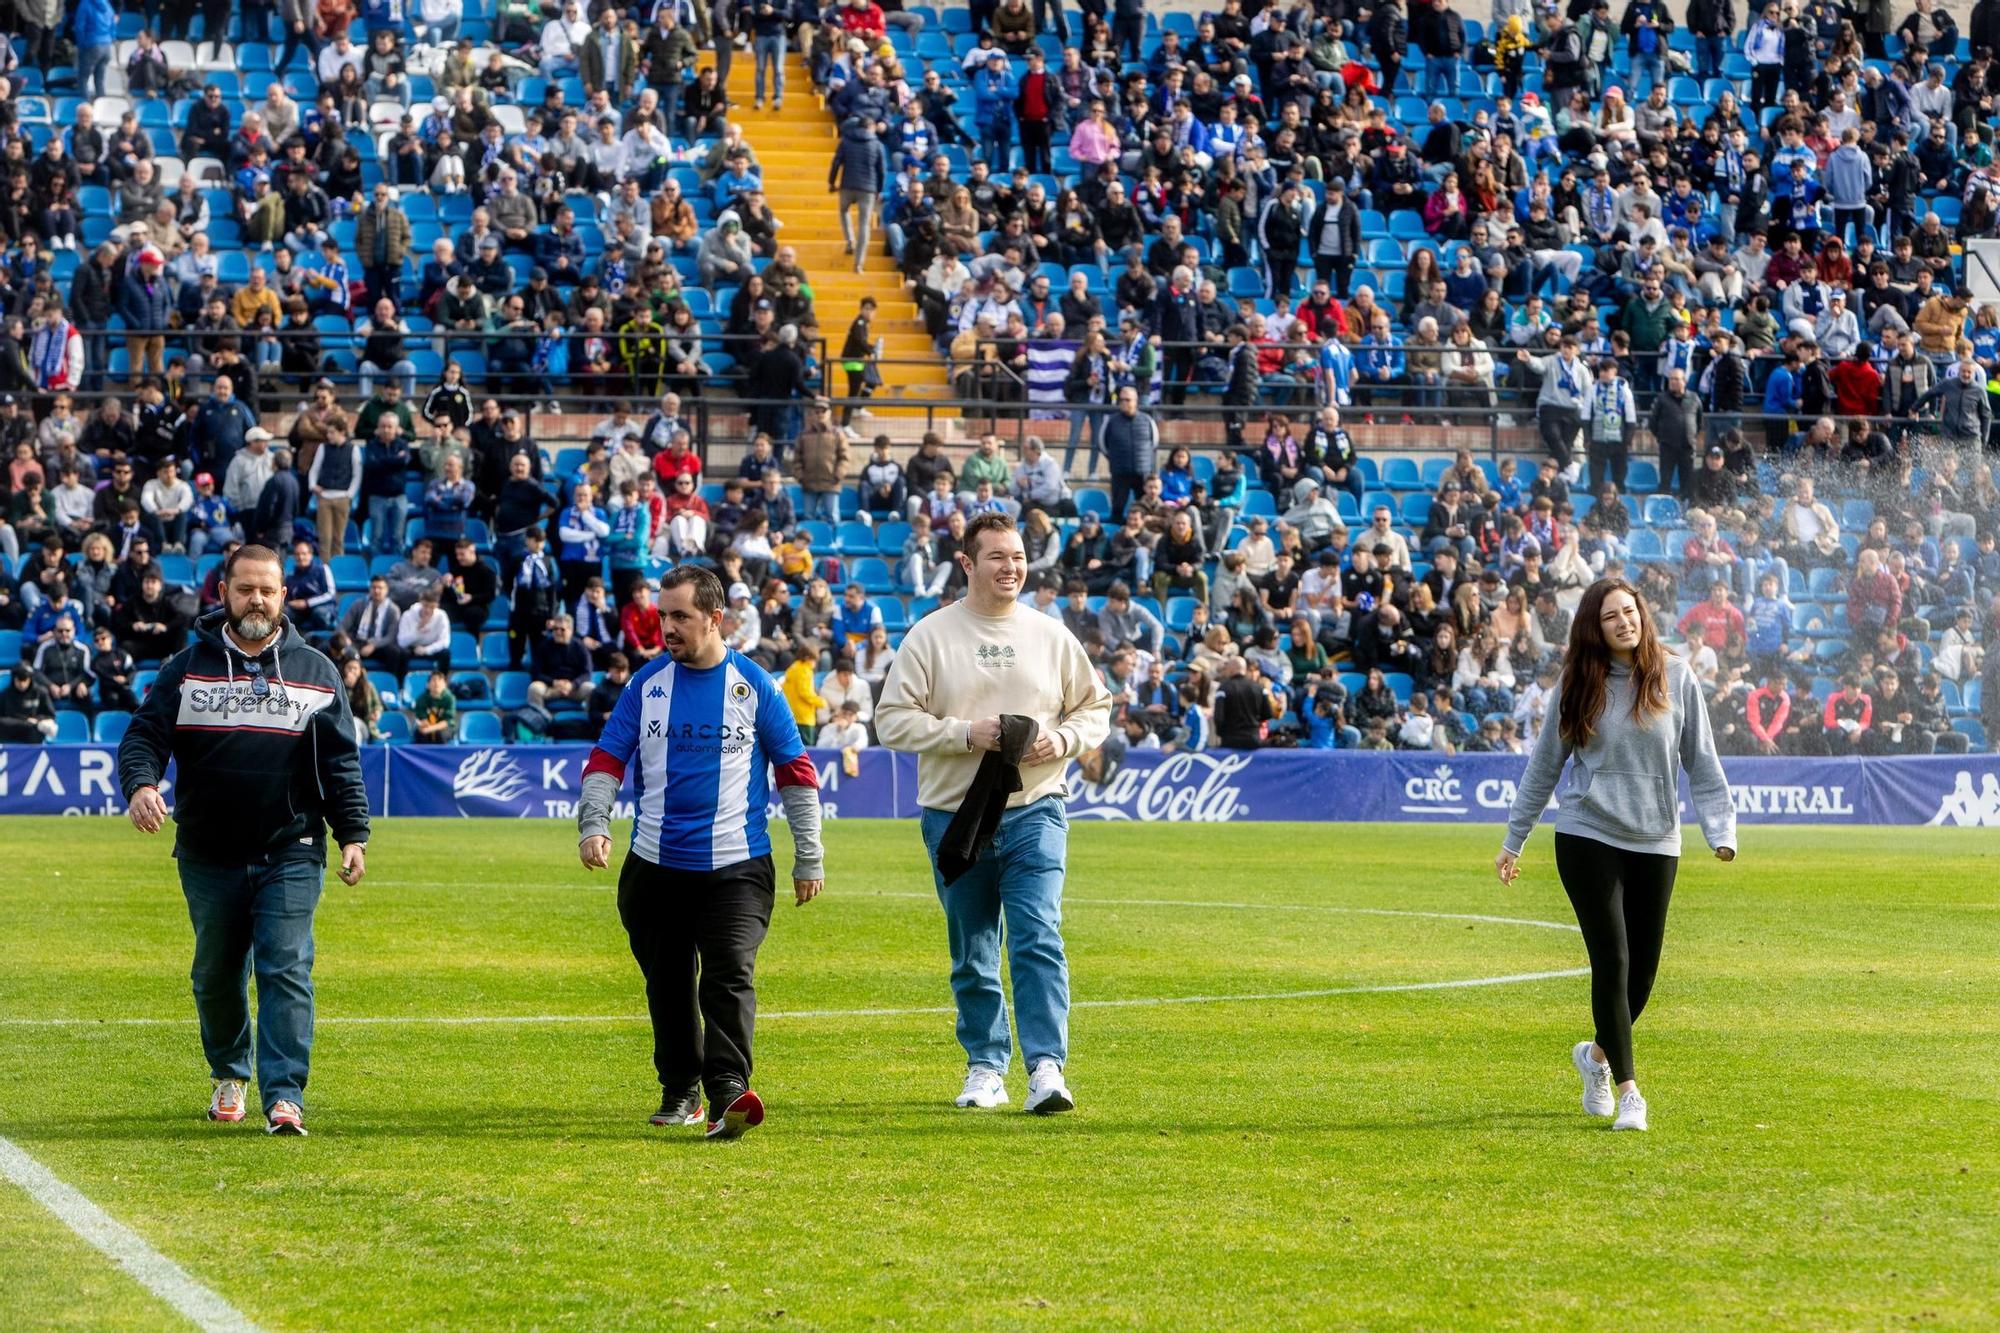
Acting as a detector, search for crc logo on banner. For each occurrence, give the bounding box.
[1067,752,1255,822]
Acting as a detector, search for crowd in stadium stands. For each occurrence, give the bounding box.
[6,0,2000,763]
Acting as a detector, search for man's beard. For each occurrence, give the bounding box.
[230,609,278,641]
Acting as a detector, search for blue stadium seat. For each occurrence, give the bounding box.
[450,672,492,707]
[478,632,510,668]
[1400,493,1431,525]
[1381,458,1423,491]
[849,557,896,594]
[1239,489,1278,518]
[1642,495,1682,525]
[92,711,133,743]
[1808,567,1845,597]
[494,671,533,710]
[377,712,412,743]
[874,521,912,555]
[458,711,503,742]
[449,631,479,664]
[1075,488,1112,519]
[836,520,877,553]
[1953,718,1987,751]
[0,630,20,667]
[1625,460,1660,494]
[368,670,402,708]
[54,712,90,743]
[1627,530,1664,560]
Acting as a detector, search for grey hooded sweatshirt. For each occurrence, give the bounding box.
[1504,654,1736,858]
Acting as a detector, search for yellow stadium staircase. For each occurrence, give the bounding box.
[725,51,952,423]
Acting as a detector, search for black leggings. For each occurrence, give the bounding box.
[1553,832,1678,1086]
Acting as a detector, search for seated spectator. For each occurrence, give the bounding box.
[411,666,458,744]
[398,586,453,672]
[340,575,407,676]
[620,582,665,663]
[442,538,496,633]
[0,663,59,743]
[113,570,191,662]
[525,614,595,712]
[32,616,95,712]
[285,540,338,634]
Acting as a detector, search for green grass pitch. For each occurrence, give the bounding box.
[1,817,1997,1328]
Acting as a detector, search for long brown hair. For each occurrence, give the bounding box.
[1559,579,1669,748]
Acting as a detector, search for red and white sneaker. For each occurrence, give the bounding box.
[265,1100,307,1136]
[704,1087,765,1141]
[207,1079,248,1123]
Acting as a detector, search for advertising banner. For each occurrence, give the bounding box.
[3,745,1998,827]
[0,745,389,817]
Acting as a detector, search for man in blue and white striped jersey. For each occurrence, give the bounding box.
[576,566,826,1140]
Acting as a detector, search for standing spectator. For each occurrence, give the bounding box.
[307,426,362,559]
[794,400,851,524]
[1100,387,1159,524]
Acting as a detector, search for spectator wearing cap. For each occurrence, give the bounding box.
[793,399,850,524]
[116,245,171,384]
[0,663,59,744]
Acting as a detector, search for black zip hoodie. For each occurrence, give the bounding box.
[118,608,370,865]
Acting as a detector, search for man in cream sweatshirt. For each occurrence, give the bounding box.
[876,514,1114,1115]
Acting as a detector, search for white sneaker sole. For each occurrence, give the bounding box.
[1573,1042,1616,1118]
[1612,1111,1649,1132]
[1025,1087,1075,1116]
[955,1088,1009,1109]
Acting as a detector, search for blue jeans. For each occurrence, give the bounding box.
[754,32,786,103]
[1064,405,1103,476]
[81,44,114,99]
[978,118,1011,171]
[1696,33,1724,79]
[179,850,324,1112]
[369,493,408,554]
[1630,51,1666,99]
[801,488,841,524]
[919,796,1071,1073]
[1424,55,1458,98]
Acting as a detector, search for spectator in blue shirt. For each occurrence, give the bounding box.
[285,539,339,634]
[190,375,259,477]
[829,581,884,651]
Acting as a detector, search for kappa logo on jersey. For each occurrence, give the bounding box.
[648,684,668,699]
[176,676,334,734]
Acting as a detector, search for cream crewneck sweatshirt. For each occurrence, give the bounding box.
[875,599,1114,813]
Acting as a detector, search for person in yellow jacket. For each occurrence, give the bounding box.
[780,641,827,744]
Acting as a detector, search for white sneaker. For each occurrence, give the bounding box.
[1612,1088,1648,1132]
[1562,460,1582,484]
[1024,1059,1074,1115]
[954,1067,1008,1108]
[1572,1041,1615,1118]
[1496,413,1517,428]
[207,1078,248,1122]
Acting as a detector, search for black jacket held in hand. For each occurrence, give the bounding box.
[118,608,370,864]
[936,714,1040,885]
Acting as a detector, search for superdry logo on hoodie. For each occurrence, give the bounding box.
[176,674,335,735]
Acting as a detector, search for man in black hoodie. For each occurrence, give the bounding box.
[119,544,369,1138]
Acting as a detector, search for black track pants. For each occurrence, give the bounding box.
[1552,832,1678,1085]
[617,852,776,1108]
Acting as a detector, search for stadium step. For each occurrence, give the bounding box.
[726,54,951,417]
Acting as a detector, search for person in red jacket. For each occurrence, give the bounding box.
[1828,344,1883,418]
[1745,672,1791,755]
[620,580,665,662]
[1676,581,1746,651]
[837,0,886,43]
[1823,674,1875,750]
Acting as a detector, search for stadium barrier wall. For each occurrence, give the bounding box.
[5,746,2000,828]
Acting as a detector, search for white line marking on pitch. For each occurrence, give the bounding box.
[0,968,1589,1028]
[0,1134,261,1332]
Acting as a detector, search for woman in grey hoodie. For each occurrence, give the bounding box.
[1496,578,1736,1134]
